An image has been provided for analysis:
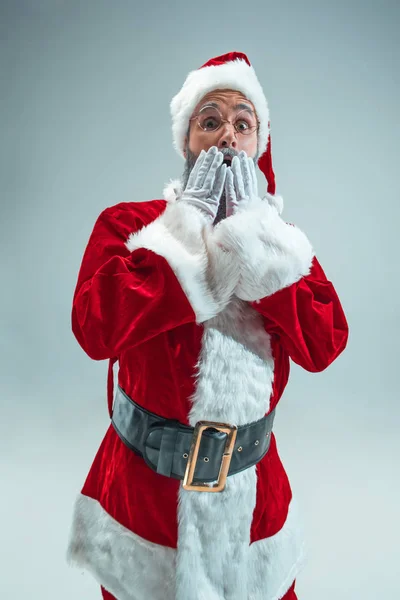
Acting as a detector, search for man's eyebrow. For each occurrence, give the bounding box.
[233,103,255,115]
[200,102,220,109]
[201,101,255,115]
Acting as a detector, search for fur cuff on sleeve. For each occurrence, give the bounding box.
[212,197,315,302]
[125,201,240,323]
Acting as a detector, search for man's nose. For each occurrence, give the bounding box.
[217,124,237,149]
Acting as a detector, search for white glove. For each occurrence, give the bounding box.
[225,150,259,217]
[178,146,227,222]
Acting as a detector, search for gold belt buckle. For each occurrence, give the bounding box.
[182,421,238,493]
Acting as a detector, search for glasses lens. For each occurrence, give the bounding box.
[234,109,258,135]
[197,106,222,131]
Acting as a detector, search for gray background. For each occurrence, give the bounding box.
[1,0,399,598]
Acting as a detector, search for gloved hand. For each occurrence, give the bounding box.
[225,150,284,217]
[178,146,227,222]
[224,150,259,217]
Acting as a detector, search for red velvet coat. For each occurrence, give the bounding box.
[66,190,348,600]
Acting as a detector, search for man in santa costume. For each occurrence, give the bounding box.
[66,52,348,600]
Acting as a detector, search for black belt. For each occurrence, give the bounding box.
[111,385,276,493]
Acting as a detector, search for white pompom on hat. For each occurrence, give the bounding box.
[170,51,277,195]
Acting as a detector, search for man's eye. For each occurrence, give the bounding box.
[202,117,219,130]
[236,120,250,131]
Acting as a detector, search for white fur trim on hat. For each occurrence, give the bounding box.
[171,58,270,159]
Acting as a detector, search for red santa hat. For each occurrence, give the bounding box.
[170,51,276,195]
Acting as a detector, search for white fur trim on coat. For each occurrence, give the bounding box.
[212,196,314,302]
[171,58,270,159]
[66,494,176,600]
[125,201,240,323]
[248,495,307,600]
[66,493,306,600]
[163,178,183,203]
[176,298,275,598]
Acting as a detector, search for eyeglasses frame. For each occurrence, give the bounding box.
[189,104,260,136]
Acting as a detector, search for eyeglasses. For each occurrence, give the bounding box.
[189,104,259,135]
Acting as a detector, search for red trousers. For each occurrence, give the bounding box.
[101,578,298,599]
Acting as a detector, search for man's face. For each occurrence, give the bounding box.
[181,89,259,225]
[183,89,259,163]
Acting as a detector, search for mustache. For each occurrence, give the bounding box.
[219,147,239,161]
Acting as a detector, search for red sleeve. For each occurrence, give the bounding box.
[249,256,349,372]
[71,203,196,361]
